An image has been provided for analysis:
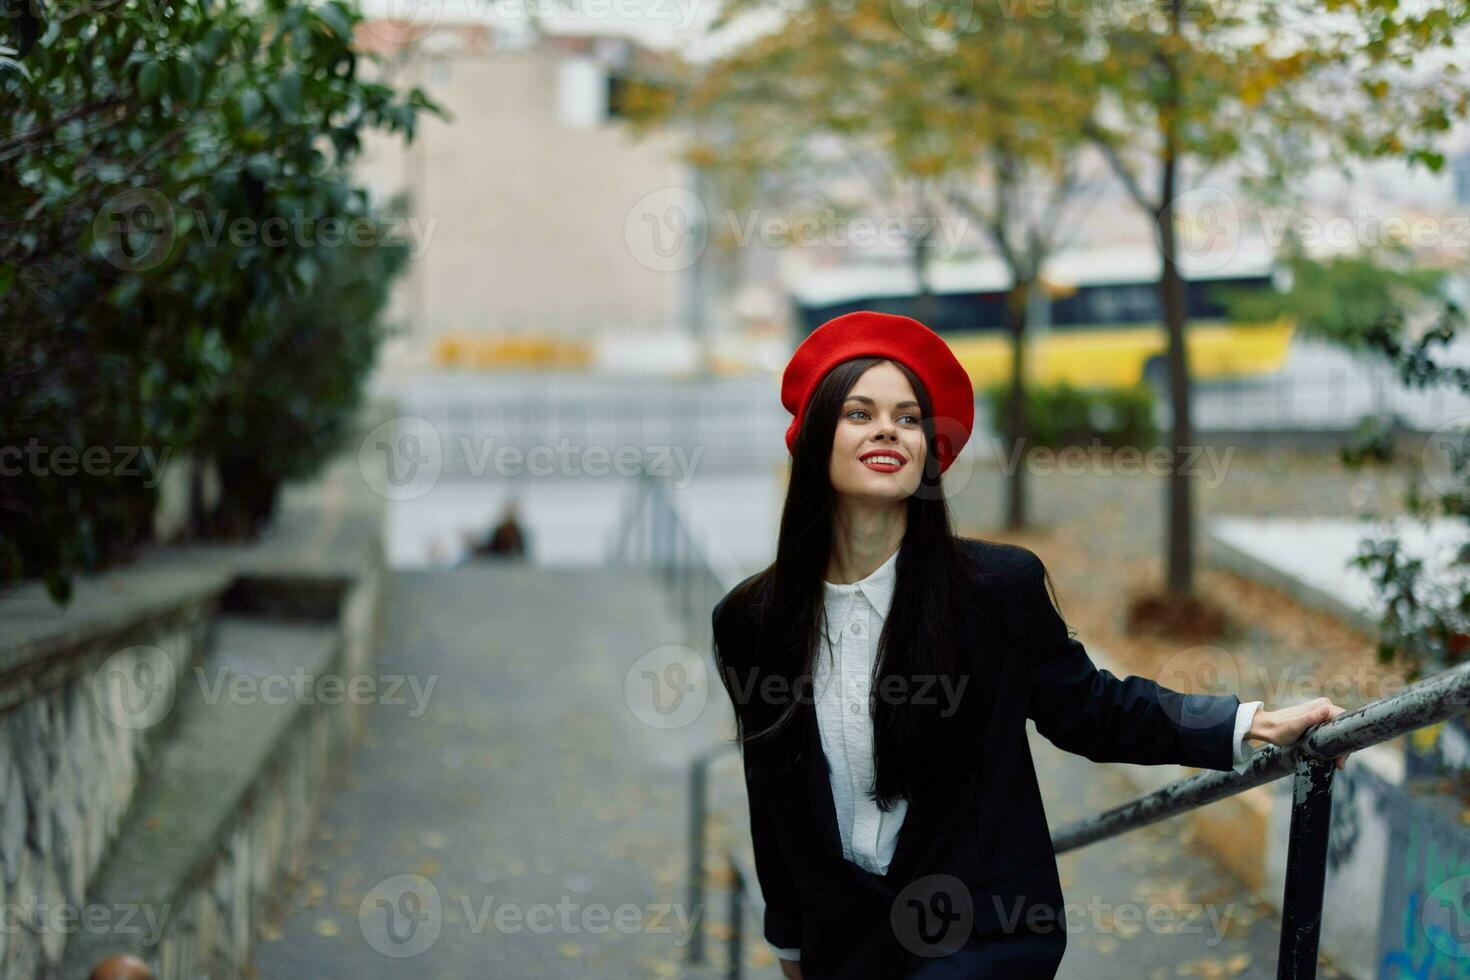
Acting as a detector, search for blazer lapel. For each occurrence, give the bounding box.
[801,696,845,862]
[799,694,970,899]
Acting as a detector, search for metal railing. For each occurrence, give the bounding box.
[686,741,743,967]
[607,467,732,655]
[693,648,1470,979]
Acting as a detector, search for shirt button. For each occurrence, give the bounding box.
[851,622,863,636]
[851,702,861,714]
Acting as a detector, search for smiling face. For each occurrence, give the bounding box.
[828,360,928,502]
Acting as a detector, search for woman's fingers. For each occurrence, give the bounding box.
[1314,702,1348,768]
[1265,699,1347,748]
[1253,699,1352,767]
[1328,704,1349,768]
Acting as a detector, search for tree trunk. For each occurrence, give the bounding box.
[1157,0,1194,596]
[187,456,206,540]
[1005,278,1030,529]
[1156,161,1194,595]
[913,214,938,327]
[209,457,280,540]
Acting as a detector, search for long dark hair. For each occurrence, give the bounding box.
[713,356,998,810]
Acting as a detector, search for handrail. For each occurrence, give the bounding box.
[704,655,1470,979]
[606,468,733,648]
[1051,659,1470,855]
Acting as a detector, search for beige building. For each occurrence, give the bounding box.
[353,21,762,378]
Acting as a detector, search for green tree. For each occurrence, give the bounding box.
[1,0,438,601]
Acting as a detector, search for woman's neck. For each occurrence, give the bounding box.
[826,502,905,584]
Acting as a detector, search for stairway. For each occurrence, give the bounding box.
[249,563,737,978]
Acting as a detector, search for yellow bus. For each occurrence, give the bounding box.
[789,247,1296,391]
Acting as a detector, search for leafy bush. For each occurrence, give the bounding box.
[1,0,436,601]
[981,380,1159,449]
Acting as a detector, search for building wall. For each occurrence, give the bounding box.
[352,28,694,376]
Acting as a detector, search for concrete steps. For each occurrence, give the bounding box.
[248,563,739,978]
[58,615,350,977]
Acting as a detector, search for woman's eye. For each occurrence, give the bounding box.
[846,409,921,424]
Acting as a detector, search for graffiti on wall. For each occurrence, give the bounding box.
[1380,796,1470,977]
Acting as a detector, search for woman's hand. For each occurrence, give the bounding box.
[1248,696,1352,769]
[779,959,804,979]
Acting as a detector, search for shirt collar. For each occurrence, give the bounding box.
[822,543,900,622]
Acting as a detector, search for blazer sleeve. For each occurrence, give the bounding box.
[1020,551,1241,771]
[711,596,804,954]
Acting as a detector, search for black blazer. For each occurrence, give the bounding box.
[710,537,1243,979]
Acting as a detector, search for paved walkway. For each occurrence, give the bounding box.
[250,564,732,978]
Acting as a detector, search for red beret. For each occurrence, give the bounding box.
[781,311,975,474]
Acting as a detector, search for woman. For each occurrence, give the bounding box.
[709,311,1351,980]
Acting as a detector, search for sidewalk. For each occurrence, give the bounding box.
[249,563,732,978]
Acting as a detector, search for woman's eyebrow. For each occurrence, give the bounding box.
[845,395,921,409]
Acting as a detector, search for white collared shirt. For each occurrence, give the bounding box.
[769,543,1262,962]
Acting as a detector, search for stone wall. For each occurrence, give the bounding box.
[1,592,219,973]
[0,449,387,979]
[129,541,385,980]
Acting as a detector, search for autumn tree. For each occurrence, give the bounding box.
[1078,0,1470,597]
[628,0,1104,526]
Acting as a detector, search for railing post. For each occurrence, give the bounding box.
[1276,756,1336,979]
[679,527,693,624]
[658,483,675,594]
[688,752,709,965]
[728,855,745,980]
